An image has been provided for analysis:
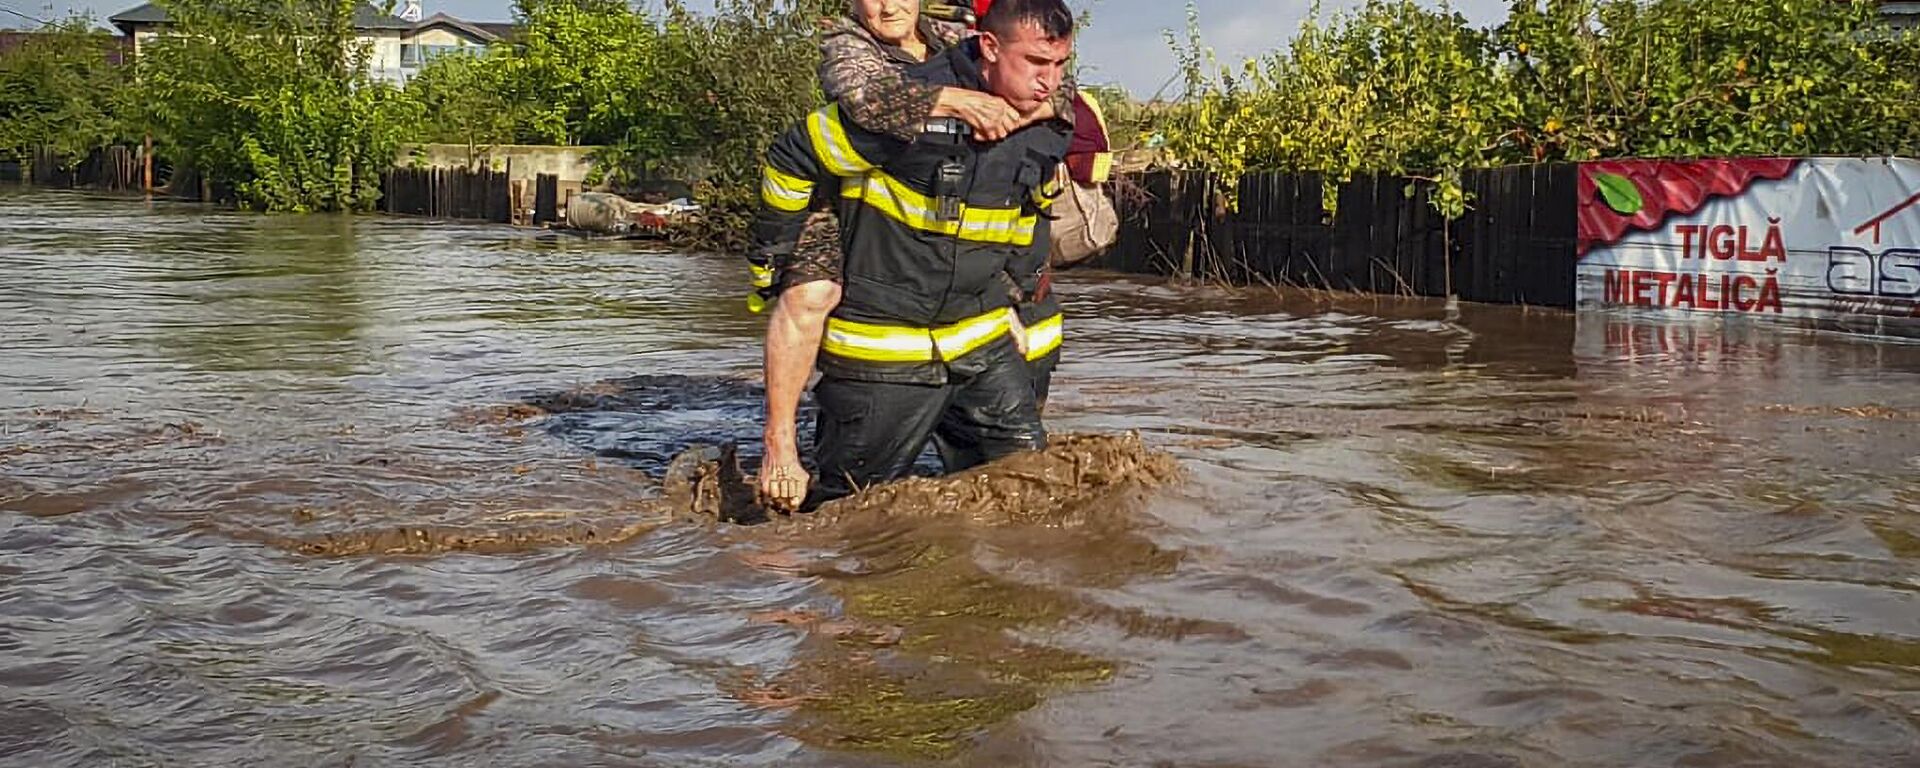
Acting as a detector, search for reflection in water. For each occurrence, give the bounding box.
[3,188,1919,767]
[137,212,374,378]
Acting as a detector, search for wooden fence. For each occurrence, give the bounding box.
[5,147,568,226]
[376,167,564,226]
[380,166,514,222]
[6,149,1579,309]
[1104,165,1580,308]
[5,146,146,191]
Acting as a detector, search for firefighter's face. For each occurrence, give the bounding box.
[979,20,1072,112]
[854,0,919,46]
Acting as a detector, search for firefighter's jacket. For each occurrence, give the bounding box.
[749,40,1070,385]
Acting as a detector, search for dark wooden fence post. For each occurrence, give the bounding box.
[534,173,558,225]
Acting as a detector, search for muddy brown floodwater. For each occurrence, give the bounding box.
[3,187,1918,768]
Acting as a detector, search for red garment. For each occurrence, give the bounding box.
[1063,95,1110,184]
[972,0,994,18]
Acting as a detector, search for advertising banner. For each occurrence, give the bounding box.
[1576,157,1920,337]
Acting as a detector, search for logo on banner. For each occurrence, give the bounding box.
[1833,194,1920,299]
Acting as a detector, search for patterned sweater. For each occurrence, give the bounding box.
[816,14,1074,141]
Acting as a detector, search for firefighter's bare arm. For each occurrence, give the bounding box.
[749,106,902,511]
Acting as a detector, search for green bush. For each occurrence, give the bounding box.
[392,0,831,245]
[0,18,136,164]
[140,0,421,211]
[1160,0,1920,215]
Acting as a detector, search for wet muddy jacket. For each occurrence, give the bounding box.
[751,41,1071,385]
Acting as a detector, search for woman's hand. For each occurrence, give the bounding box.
[932,87,1021,140]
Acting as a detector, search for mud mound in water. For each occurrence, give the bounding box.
[777,432,1181,531]
[225,433,1175,557]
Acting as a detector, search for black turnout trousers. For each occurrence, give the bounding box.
[934,342,1056,472]
[806,336,1045,507]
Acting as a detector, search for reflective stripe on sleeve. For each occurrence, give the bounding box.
[1024,312,1063,361]
[759,164,814,212]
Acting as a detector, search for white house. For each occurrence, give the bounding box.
[108,1,514,84]
[399,11,516,73]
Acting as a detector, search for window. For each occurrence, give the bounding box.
[402,42,473,68]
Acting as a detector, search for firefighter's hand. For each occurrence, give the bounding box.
[1008,311,1029,358]
[757,451,809,514]
[934,88,1019,141]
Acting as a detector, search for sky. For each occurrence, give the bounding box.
[11,0,1509,96]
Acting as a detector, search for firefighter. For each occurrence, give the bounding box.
[754,0,1078,508]
[751,0,1077,512]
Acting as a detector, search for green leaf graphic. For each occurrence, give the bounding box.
[1593,171,1643,215]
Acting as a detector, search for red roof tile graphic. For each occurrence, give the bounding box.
[1577,158,1799,257]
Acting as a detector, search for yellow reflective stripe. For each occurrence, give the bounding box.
[931,309,1012,359]
[1080,90,1108,129]
[1032,179,1059,209]
[1078,91,1114,184]
[822,308,1012,363]
[841,172,1033,245]
[1089,152,1113,184]
[1024,312,1062,361]
[759,164,813,212]
[806,105,872,177]
[746,262,776,314]
[823,317,937,362]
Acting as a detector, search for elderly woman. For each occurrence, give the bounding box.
[757,0,1075,510]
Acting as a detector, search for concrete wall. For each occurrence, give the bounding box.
[395,144,603,184]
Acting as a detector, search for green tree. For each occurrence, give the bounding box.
[1163,0,1518,215]
[140,0,422,211]
[630,0,832,238]
[388,0,833,245]
[1498,0,1920,161]
[459,0,687,148]
[403,47,521,149]
[0,17,136,164]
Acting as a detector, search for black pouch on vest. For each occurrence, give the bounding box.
[918,118,971,222]
[933,158,965,222]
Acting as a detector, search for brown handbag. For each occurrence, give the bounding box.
[1047,178,1120,268]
